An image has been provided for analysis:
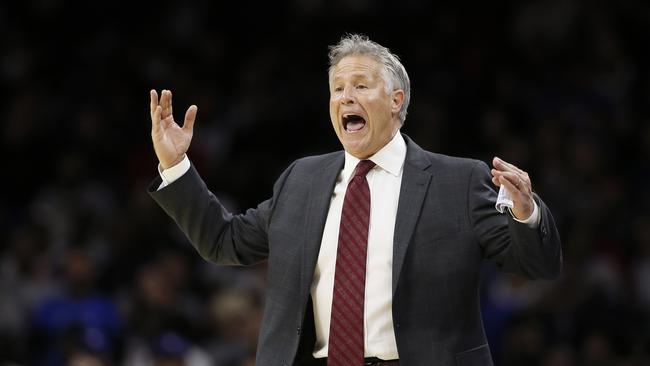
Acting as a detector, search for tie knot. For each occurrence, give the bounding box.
[354,160,376,178]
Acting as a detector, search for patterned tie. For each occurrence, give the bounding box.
[328,159,376,366]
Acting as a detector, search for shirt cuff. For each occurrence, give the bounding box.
[509,199,540,229]
[157,155,191,190]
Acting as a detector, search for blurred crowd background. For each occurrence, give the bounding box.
[2,0,650,365]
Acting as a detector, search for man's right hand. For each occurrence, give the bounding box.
[150,89,198,169]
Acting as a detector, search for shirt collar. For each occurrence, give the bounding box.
[342,131,406,182]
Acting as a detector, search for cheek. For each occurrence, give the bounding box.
[366,96,390,121]
[329,102,339,129]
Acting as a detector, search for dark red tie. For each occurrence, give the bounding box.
[328,159,376,366]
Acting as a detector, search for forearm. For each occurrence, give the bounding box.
[501,195,562,279]
[148,164,269,265]
[470,161,562,279]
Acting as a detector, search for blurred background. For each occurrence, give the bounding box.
[2,0,650,365]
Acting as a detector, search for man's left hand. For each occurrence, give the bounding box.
[491,157,534,220]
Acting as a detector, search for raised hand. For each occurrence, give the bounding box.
[150,89,198,169]
[491,157,534,220]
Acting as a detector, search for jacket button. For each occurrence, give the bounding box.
[296,326,302,335]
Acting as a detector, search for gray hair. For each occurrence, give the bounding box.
[328,34,411,124]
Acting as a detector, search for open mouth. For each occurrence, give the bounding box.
[342,114,367,133]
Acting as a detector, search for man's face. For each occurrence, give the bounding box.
[329,55,404,159]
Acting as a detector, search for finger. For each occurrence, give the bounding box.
[497,169,533,193]
[167,89,173,117]
[501,158,525,176]
[493,157,515,172]
[159,89,166,108]
[497,171,525,193]
[499,175,521,196]
[183,105,198,132]
[160,90,170,118]
[150,89,159,120]
[491,168,520,182]
[160,89,173,118]
[152,105,162,134]
[493,157,524,175]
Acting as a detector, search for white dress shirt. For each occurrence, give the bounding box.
[157,134,540,360]
[157,156,191,189]
[311,132,407,359]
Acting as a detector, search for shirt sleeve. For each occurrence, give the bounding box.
[509,199,540,228]
[157,155,191,190]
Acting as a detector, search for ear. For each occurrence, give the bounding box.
[390,89,405,115]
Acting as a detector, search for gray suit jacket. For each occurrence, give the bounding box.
[148,135,562,366]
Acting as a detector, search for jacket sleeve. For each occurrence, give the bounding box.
[147,161,295,266]
[467,160,562,279]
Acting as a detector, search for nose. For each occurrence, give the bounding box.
[340,86,355,105]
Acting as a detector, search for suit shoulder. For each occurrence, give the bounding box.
[423,151,487,172]
[417,151,491,192]
[290,151,343,172]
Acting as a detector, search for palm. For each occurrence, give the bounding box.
[149,89,198,169]
[153,120,191,165]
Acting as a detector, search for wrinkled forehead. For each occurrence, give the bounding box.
[329,55,385,82]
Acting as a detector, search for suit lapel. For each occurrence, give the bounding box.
[392,136,432,294]
[297,137,432,299]
[300,152,345,304]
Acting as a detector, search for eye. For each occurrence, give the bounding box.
[356,84,367,89]
[334,86,343,92]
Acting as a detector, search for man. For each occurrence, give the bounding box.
[147,34,562,366]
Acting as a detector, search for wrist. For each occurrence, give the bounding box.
[161,155,186,170]
[158,155,191,187]
[511,198,540,228]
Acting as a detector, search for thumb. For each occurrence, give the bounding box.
[183,105,198,132]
